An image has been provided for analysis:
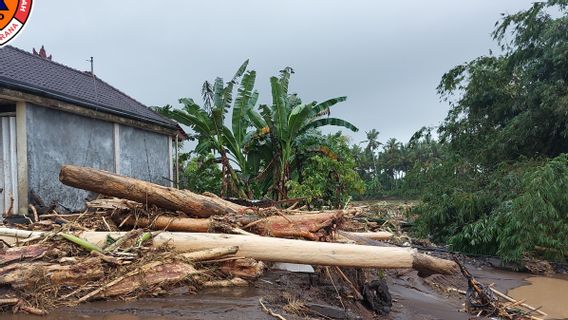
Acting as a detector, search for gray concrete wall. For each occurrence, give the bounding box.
[119,125,170,186]
[26,104,115,210]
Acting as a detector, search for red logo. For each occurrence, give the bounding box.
[0,0,32,46]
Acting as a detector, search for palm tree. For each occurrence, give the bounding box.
[362,129,381,152]
[361,129,381,177]
[247,68,359,199]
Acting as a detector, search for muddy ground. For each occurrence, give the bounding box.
[0,263,543,320]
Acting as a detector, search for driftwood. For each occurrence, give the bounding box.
[59,165,244,217]
[0,257,104,289]
[0,228,457,275]
[203,277,248,288]
[0,244,54,265]
[243,211,341,240]
[219,258,265,279]
[343,231,393,241]
[71,231,456,274]
[117,211,344,241]
[62,166,362,221]
[98,262,202,299]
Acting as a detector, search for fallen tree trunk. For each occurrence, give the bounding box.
[243,211,342,240]
[119,215,211,232]
[59,165,245,217]
[118,212,344,241]
[82,231,455,274]
[0,228,457,274]
[63,165,362,219]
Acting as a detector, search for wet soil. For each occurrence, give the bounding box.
[0,264,541,320]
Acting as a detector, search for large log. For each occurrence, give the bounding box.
[0,228,456,274]
[83,231,414,268]
[118,212,344,240]
[59,165,245,217]
[83,231,455,274]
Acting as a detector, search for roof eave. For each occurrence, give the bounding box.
[0,77,178,130]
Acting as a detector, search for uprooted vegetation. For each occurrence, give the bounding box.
[0,165,552,319]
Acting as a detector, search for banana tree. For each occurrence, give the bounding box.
[249,68,359,199]
[157,61,256,197]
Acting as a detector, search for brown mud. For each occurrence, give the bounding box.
[0,265,550,320]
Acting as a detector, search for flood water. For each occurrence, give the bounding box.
[508,276,568,320]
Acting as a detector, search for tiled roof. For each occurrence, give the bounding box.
[0,46,176,129]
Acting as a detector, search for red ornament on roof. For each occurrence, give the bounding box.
[32,45,52,61]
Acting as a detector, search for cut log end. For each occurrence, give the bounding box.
[411,251,458,276]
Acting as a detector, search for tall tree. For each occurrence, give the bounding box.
[156,60,255,197]
[361,129,381,177]
[414,0,568,262]
[249,68,359,199]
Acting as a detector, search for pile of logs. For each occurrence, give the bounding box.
[0,165,459,315]
[58,165,458,275]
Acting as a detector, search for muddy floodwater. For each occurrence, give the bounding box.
[508,276,568,320]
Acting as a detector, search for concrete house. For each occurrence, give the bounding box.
[0,46,180,214]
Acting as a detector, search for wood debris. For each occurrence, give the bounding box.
[0,165,460,316]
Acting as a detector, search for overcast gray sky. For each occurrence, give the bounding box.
[11,0,535,145]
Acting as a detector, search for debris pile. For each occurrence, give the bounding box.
[451,258,549,320]
[0,165,461,316]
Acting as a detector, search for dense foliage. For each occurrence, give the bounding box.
[411,0,568,262]
[158,0,568,262]
[158,64,360,208]
[288,132,364,208]
[179,154,222,195]
[351,127,443,199]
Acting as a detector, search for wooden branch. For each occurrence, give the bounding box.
[180,246,239,261]
[490,287,547,316]
[202,277,248,288]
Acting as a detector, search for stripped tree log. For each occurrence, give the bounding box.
[203,277,248,288]
[180,246,239,261]
[342,231,393,241]
[119,215,211,232]
[59,165,245,217]
[0,228,456,275]
[74,231,457,274]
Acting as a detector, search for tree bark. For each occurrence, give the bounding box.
[117,211,343,241]
[59,165,245,218]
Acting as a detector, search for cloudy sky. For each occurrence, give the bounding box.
[11,0,535,145]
